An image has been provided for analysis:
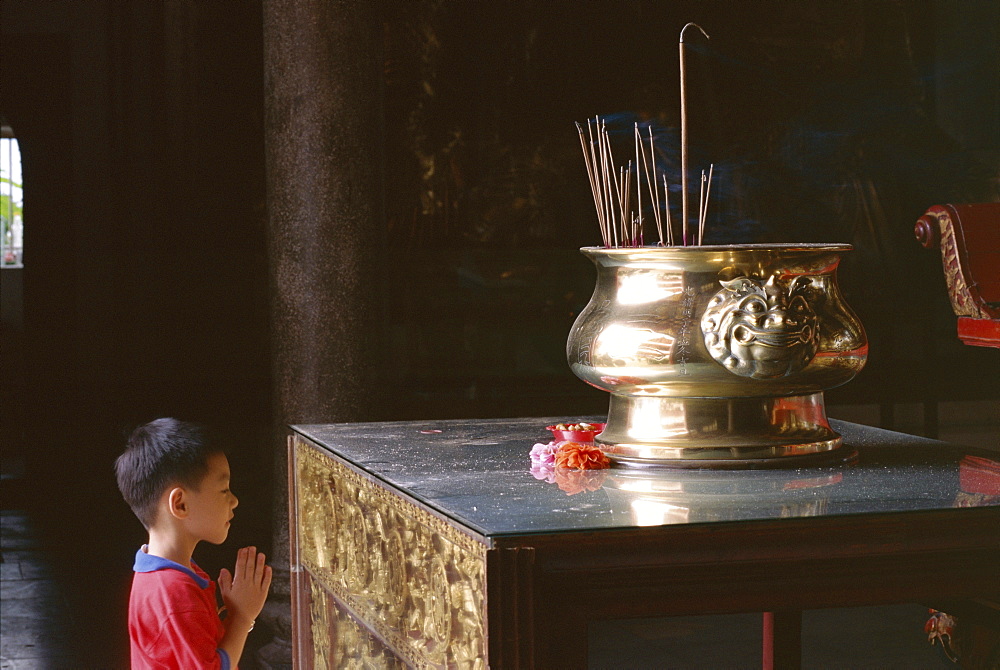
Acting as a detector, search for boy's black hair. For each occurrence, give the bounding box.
[115,418,226,529]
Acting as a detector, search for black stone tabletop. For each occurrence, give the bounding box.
[291,418,1000,539]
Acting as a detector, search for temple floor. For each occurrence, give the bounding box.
[0,510,74,669]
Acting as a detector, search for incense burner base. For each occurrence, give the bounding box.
[597,392,846,467]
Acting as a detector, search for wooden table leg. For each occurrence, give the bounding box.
[763,610,801,670]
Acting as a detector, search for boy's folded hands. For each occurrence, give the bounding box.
[219,546,273,630]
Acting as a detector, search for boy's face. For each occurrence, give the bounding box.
[185,452,238,545]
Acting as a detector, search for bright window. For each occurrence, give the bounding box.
[2,123,24,268]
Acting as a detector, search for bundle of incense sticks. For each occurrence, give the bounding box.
[575,118,713,247]
[576,22,715,248]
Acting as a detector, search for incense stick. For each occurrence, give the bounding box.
[576,122,606,247]
[638,124,663,246]
[589,125,609,247]
[647,128,664,245]
[699,163,714,245]
[605,124,627,248]
[585,121,604,245]
[663,174,673,246]
[624,160,633,245]
[597,121,618,247]
[618,165,626,245]
[577,111,713,248]
[698,169,706,245]
[634,124,642,243]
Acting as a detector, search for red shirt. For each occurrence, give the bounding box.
[129,547,232,669]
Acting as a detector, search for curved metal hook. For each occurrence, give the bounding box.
[679,22,710,42]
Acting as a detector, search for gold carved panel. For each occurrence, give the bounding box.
[295,436,488,669]
[308,576,409,669]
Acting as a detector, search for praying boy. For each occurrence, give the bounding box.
[116,418,272,669]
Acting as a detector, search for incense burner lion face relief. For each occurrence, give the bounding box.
[701,275,820,379]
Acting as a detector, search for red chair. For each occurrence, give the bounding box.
[915,203,1000,348]
[916,204,1000,666]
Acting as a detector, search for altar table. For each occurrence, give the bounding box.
[288,418,1000,669]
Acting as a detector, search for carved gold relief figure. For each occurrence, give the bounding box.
[383,530,408,623]
[295,437,488,668]
[309,579,332,670]
[347,500,372,591]
[310,585,411,670]
[298,453,337,571]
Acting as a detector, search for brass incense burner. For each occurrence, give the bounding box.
[567,244,867,466]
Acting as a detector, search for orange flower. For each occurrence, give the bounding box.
[554,468,608,495]
[554,442,610,470]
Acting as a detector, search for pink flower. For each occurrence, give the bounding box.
[529,463,556,483]
[529,440,559,466]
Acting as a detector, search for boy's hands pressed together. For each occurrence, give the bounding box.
[219,546,273,631]
[217,546,272,667]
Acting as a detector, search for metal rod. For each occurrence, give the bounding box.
[679,22,709,246]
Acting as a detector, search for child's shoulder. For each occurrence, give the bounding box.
[132,553,214,603]
[133,549,211,587]
[134,567,206,584]
[131,566,216,618]
[133,566,211,595]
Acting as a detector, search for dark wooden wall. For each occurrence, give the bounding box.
[2,3,270,664]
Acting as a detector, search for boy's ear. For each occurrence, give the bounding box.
[167,487,188,519]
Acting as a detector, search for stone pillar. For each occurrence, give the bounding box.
[260,0,385,663]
